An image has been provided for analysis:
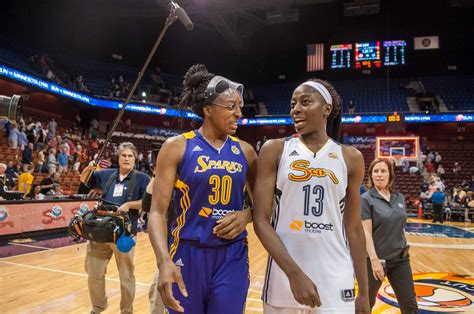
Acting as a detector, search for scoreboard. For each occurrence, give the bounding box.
[308,39,408,72]
[330,44,352,69]
[383,40,406,66]
[355,41,381,69]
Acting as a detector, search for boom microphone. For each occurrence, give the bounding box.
[170,1,194,30]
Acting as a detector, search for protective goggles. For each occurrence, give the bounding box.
[204,75,244,108]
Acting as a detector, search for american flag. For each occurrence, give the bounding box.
[307,43,324,72]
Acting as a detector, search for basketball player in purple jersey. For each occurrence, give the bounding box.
[148,64,257,313]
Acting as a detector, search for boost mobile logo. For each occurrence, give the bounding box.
[199,207,234,219]
[290,219,334,233]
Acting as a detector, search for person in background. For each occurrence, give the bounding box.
[26,184,45,200]
[40,172,61,195]
[431,188,445,224]
[81,142,149,314]
[8,122,20,149]
[17,165,35,195]
[18,127,28,151]
[46,183,63,197]
[47,148,58,175]
[22,143,34,170]
[361,159,418,313]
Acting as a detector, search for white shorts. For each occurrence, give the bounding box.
[263,303,354,314]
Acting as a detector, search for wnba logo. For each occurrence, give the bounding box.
[377,272,474,313]
[0,206,8,222]
[51,205,63,218]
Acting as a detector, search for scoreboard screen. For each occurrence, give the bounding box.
[354,41,381,69]
[330,44,352,69]
[383,40,406,66]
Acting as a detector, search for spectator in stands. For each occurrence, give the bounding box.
[431,188,445,224]
[3,119,11,137]
[427,151,435,162]
[36,124,48,150]
[0,163,15,200]
[46,183,63,197]
[452,162,461,174]
[425,160,434,173]
[40,172,61,195]
[36,146,47,173]
[18,127,28,151]
[72,145,83,172]
[8,123,20,149]
[109,78,121,98]
[420,151,427,163]
[6,161,18,180]
[17,165,34,195]
[435,176,445,193]
[453,190,462,205]
[437,164,445,177]
[48,118,57,138]
[47,148,58,175]
[409,165,420,175]
[419,190,430,203]
[348,99,355,115]
[125,118,132,132]
[22,143,34,170]
[434,152,442,166]
[401,160,409,173]
[57,147,69,175]
[26,184,45,200]
[74,75,90,93]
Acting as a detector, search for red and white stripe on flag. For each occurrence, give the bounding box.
[307,43,324,72]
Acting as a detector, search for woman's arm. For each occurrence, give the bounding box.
[361,219,385,281]
[148,136,187,312]
[253,139,321,308]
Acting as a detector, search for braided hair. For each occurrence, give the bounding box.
[306,78,342,141]
[178,64,214,119]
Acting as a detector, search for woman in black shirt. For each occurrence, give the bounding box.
[361,158,418,313]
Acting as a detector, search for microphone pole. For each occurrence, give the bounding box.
[79,1,192,193]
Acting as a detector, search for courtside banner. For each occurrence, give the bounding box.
[0,200,97,236]
[414,36,439,50]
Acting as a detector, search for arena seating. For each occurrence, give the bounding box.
[421,75,474,111]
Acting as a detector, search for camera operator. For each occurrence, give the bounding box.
[81,142,150,314]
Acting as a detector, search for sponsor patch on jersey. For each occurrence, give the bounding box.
[289,150,300,156]
[341,289,356,302]
[231,145,240,155]
[199,207,212,218]
[175,258,184,267]
[290,219,334,233]
[192,145,203,152]
[328,152,338,160]
[199,207,235,220]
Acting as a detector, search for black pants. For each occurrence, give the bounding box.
[432,203,443,223]
[367,256,419,314]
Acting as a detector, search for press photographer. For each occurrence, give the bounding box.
[80,142,150,314]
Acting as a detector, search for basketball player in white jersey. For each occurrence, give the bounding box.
[253,79,370,313]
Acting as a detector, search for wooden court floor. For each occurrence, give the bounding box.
[1,219,473,313]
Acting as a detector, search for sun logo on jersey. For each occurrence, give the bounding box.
[376,272,474,313]
[288,160,339,184]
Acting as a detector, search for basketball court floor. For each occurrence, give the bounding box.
[1,219,473,313]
